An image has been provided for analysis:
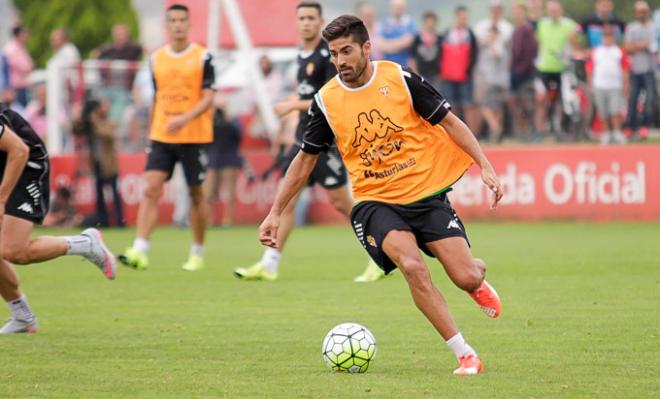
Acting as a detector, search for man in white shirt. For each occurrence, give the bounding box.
[588,25,630,145]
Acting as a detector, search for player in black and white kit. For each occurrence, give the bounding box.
[233,1,383,282]
[0,104,116,334]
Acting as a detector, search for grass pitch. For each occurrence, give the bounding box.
[1,222,658,398]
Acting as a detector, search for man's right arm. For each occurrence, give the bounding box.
[260,98,335,247]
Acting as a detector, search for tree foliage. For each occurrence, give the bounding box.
[12,0,140,67]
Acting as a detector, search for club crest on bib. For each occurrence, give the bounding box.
[379,85,389,97]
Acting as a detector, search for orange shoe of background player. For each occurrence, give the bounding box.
[453,354,484,375]
[469,281,501,318]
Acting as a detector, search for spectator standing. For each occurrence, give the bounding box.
[357,2,383,60]
[534,0,578,138]
[473,0,513,141]
[527,0,544,28]
[48,28,81,71]
[580,0,626,48]
[474,0,514,43]
[94,24,143,123]
[79,97,125,227]
[587,25,629,145]
[510,1,538,139]
[476,25,511,142]
[409,11,442,86]
[47,28,82,150]
[205,96,243,227]
[2,25,33,107]
[25,83,48,138]
[624,1,657,139]
[439,6,478,125]
[378,0,416,67]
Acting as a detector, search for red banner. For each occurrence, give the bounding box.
[50,145,660,225]
[451,145,659,221]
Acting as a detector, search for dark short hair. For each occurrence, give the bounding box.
[455,5,468,14]
[12,25,24,37]
[167,4,189,13]
[322,15,370,45]
[422,11,438,21]
[296,1,322,16]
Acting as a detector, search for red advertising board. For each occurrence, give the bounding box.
[50,145,660,225]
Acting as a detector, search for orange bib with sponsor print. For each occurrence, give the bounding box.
[316,61,473,204]
[150,43,213,144]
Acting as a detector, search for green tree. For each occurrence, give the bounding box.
[563,0,660,24]
[12,0,140,67]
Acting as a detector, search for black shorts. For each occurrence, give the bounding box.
[208,120,242,169]
[145,140,208,186]
[350,192,469,274]
[4,159,50,224]
[538,72,561,92]
[282,145,348,189]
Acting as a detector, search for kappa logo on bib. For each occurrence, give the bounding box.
[352,109,403,148]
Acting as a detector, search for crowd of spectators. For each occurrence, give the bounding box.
[364,0,659,144]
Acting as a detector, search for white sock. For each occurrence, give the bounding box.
[7,295,36,322]
[190,243,204,257]
[261,247,281,274]
[446,332,476,359]
[132,237,150,255]
[66,235,92,255]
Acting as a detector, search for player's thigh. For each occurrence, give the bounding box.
[1,215,34,254]
[425,236,479,283]
[179,144,208,187]
[382,230,427,275]
[145,141,177,180]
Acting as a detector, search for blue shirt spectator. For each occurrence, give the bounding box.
[379,0,416,67]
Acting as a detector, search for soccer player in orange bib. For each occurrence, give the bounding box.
[259,15,503,375]
[119,4,214,271]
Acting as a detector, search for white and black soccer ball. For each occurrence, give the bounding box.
[321,322,377,373]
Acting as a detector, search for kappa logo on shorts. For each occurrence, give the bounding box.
[324,176,338,186]
[366,235,377,248]
[447,219,462,231]
[17,202,34,214]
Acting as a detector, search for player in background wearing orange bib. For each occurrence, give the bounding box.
[259,15,503,375]
[119,4,214,271]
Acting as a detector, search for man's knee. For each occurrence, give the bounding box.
[143,181,164,202]
[189,186,205,207]
[454,259,485,292]
[398,256,432,289]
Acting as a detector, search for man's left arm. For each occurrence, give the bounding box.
[166,52,215,133]
[402,69,503,208]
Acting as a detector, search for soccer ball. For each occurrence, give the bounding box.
[321,322,377,373]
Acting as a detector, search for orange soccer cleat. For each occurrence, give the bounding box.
[453,354,483,376]
[469,280,502,318]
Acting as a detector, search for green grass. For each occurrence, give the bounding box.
[1,223,659,398]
